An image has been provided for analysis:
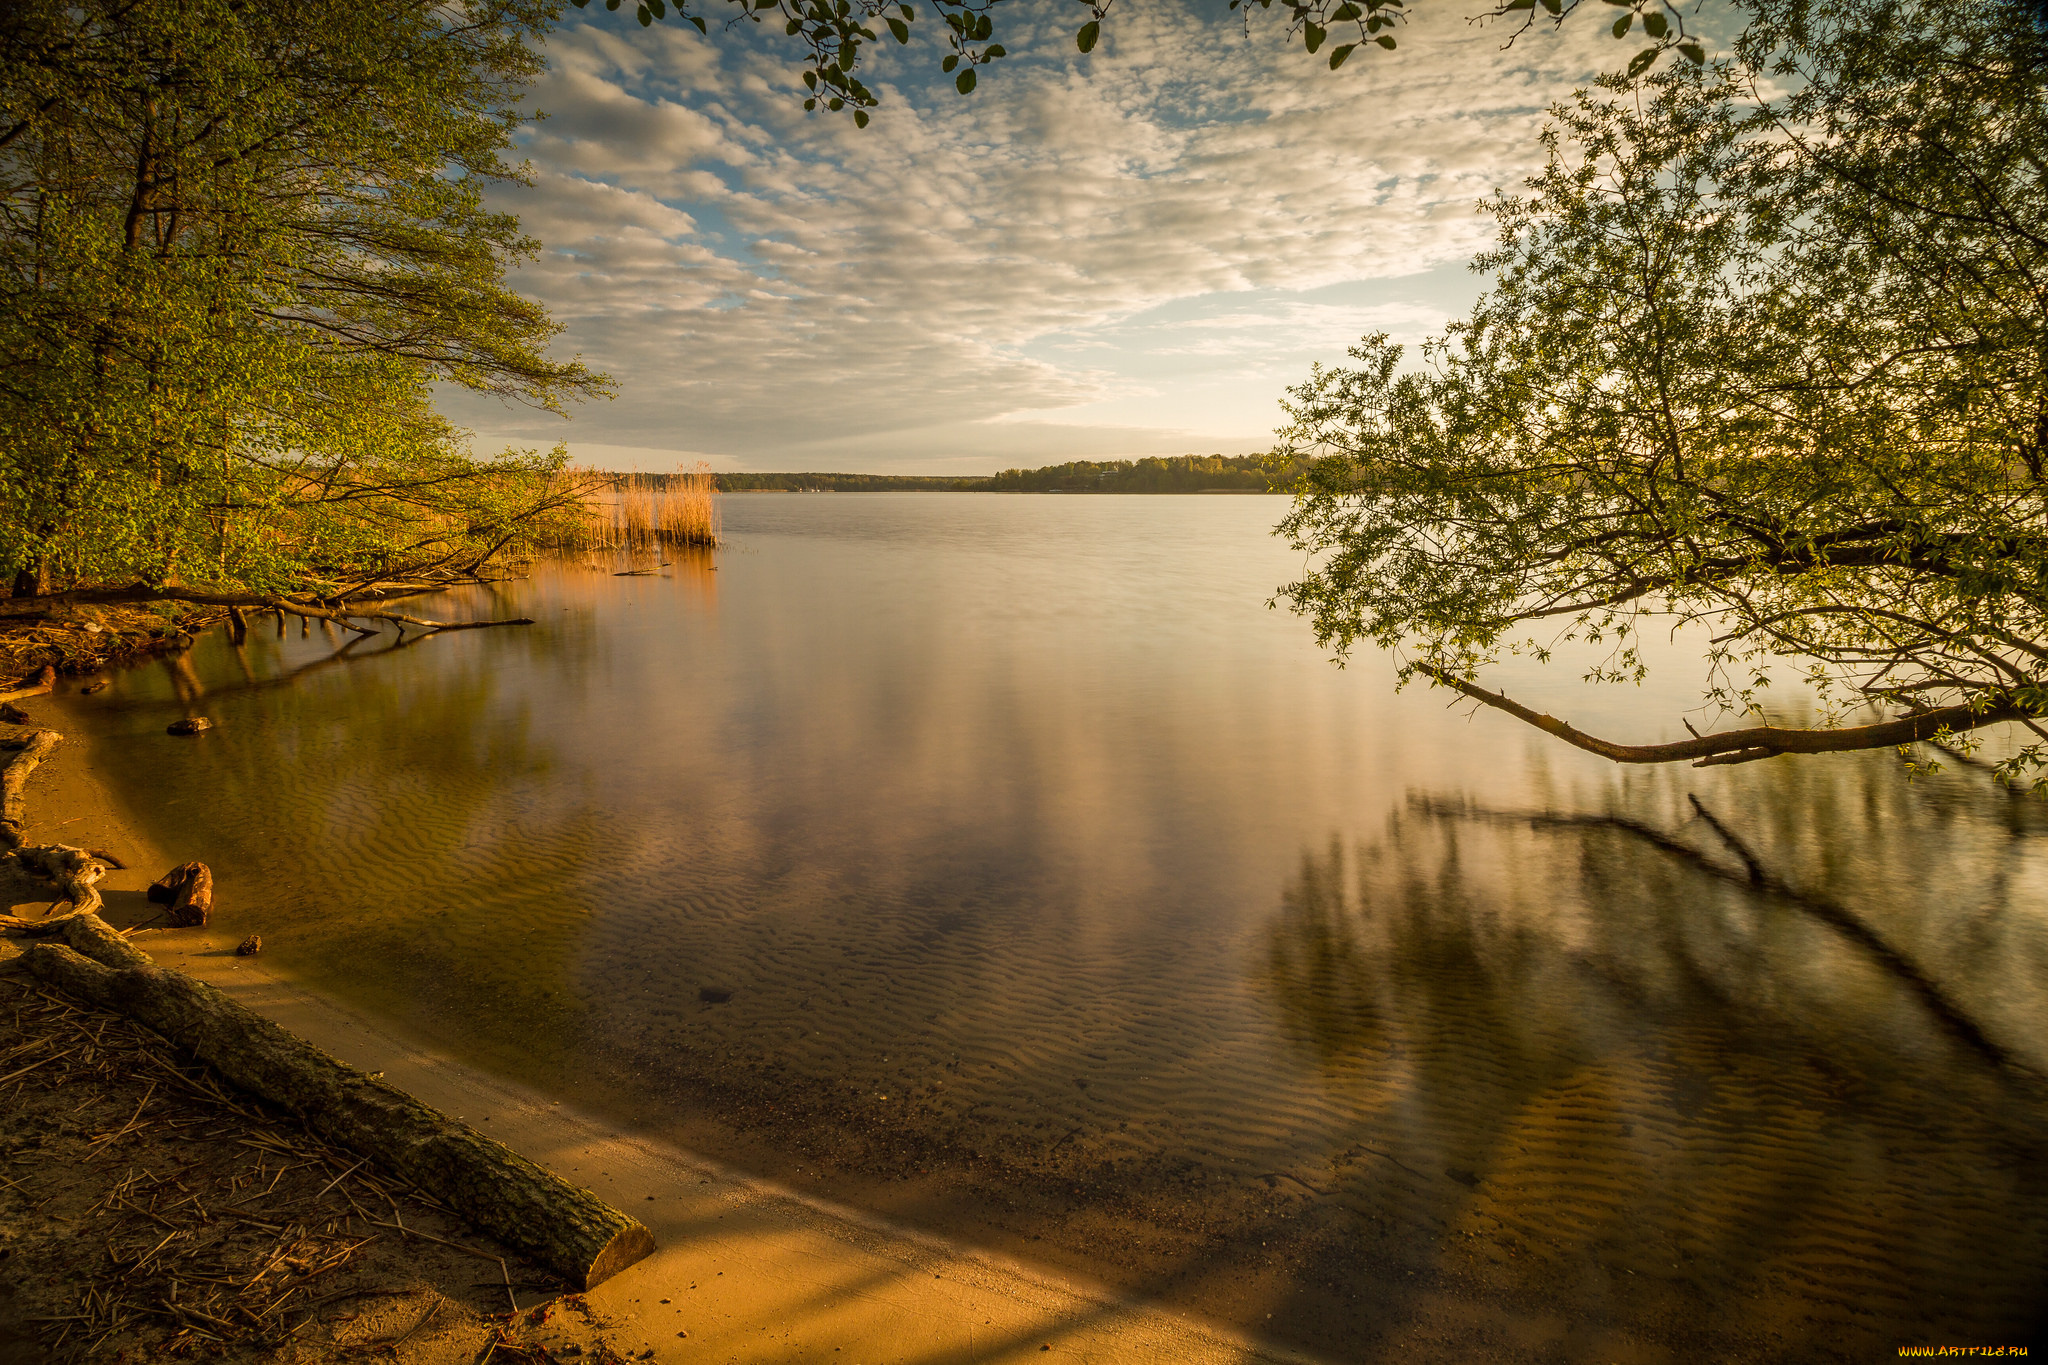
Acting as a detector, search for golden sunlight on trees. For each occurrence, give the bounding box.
[1276,0,2048,779]
[0,1,608,612]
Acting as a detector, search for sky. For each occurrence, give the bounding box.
[445,3,1624,475]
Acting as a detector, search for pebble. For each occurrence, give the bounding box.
[236,935,262,957]
[167,716,213,735]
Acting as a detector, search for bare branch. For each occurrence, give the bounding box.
[1421,666,2033,767]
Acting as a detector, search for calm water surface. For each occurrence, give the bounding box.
[65,495,2048,1361]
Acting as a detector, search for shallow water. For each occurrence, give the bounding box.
[64,494,2048,1360]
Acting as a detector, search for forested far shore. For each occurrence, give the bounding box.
[707,454,1301,493]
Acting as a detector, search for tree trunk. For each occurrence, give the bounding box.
[22,940,655,1290]
[11,559,45,598]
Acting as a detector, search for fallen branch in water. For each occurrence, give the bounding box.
[0,585,533,638]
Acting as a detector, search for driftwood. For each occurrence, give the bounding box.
[149,860,215,926]
[1,727,60,850]
[24,937,654,1289]
[6,844,116,920]
[0,664,54,704]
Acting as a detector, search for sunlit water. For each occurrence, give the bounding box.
[61,495,2048,1360]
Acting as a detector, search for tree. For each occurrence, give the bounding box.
[1273,0,2048,778]
[587,0,1710,124]
[0,0,606,615]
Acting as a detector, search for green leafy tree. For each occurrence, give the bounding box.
[1274,0,2048,777]
[0,0,607,608]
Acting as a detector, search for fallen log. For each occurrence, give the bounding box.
[23,940,654,1290]
[0,728,60,851]
[0,665,55,705]
[149,860,215,926]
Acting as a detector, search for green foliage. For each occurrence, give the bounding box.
[581,0,1703,122]
[1275,0,2048,770]
[0,0,607,598]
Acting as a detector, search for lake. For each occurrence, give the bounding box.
[62,493,2048,1360]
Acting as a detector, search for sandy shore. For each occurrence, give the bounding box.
[23,719,1325,1365]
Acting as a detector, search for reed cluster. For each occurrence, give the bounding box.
[550,461,720,551]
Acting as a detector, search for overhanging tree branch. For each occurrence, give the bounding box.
[1421,666,2034,767]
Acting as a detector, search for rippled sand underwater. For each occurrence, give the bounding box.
[66,496,2048,1360]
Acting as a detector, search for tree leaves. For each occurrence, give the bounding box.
[580,0,1725,125]
[0,0,607,597]
[1274,0,2048,772]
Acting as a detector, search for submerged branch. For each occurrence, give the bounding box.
[0,584,533,636]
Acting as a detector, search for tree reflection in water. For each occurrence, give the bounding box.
[1257,795,2048,1356]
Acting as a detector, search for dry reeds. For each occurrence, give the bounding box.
[552,460,720,554]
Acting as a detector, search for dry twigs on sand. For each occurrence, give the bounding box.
[0,974,637,1363]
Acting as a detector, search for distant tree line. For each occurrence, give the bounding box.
[712,472,981,492]
[698,455,1302,493]
[985,455,1292,493]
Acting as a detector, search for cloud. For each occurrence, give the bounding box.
[445,6,1619,471]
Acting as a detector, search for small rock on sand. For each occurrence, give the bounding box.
[236,935,262,956]
[167,716,213,734]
